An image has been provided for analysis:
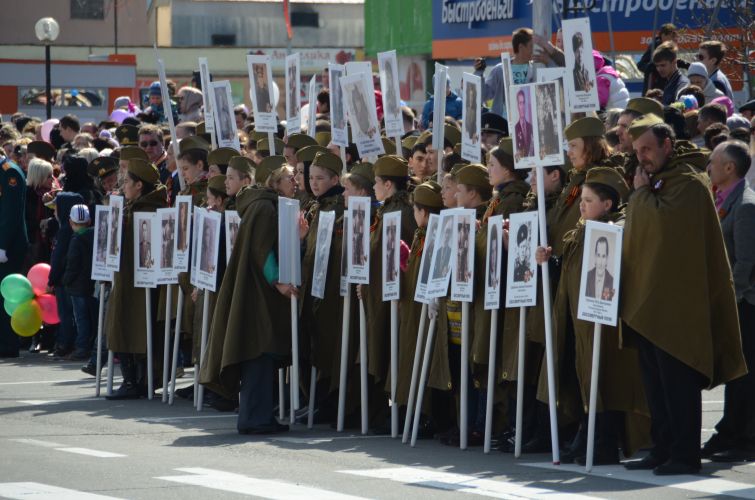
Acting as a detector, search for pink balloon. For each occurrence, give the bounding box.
[41,119,59,143]
[27,263,51,296]
[109,108,131,124]
[36,294,59,325]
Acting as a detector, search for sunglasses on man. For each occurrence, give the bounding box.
[140,140,160,148]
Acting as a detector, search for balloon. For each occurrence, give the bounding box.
[36,293,59,324]
[3,299,22,316]
[110,108,131,125]
[27,263,51,296]
[41,119,59,143]
[10,300,42,337]
[0,274,34,303]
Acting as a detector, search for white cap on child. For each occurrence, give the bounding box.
[70,204,90,224]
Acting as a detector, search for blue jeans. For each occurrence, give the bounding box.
[70,294,97,354]
[54,287,76,350]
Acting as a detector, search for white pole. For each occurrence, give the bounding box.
[483,309,498,454]
[390,299,399,438]
[340,146,347,178]
[290,294,300,410]
[161,285,172,403]
[196,291,210,411]
[585,323,603,472]
[278,368,286,420]
[308,366,317,429]
[268,132,276,156]
[515,306,527,458]
[289,368,295,424]
[394,135,403,160]
[168,288,184,405]
[402,304,428,443]
[336,286,352,431]
[145,289,154,400]
[460,301,470,450]
[95,283,105,397]
[359,298,369,435]
[106,350,114,396]
[535,165,561,464]
[411,316,437,447]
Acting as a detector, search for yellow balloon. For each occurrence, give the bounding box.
[11,300,43,338]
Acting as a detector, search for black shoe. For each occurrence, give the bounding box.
[65,350,90,361]
[175,385,194,400]
[701,433,736,458]
[51,347,71,360]
[105,383,144,400]
[560,447,583,464]
[238,422,289,435]
[81,363,98,377]
[653,460,700,475]
[28,342,41,353]
[522,436,552,454]
[576,449,620,466]
[624,453,668,470]
[710,448,755,463]
[0,351,20,358]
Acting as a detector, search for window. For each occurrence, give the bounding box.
[211,34,236,46]
[291,12,319,28]
[71,0,105,20]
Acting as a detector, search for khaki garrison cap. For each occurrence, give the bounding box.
[456,164,490,189]
[628,114,665,141]
[564,117,605,141]
[296,145,329,164]
[286,133,318,150]
[128,158,159,185]
[374,155,409,178]
[257,155,287,184]
[311,151,343,176]
[207,175,227,194]
[120,146,148,162]
[585,167,630,201]
[315,131,332,148]
[179,136,210,155]
[228,156,255,176]
[257,137,286,155]
[412,181,443,208]
[349,162,375,185]
[208,147,240,166]
[626,97,664,118]
[381,137,397,155]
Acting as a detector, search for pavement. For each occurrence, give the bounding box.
[0,351,753,499]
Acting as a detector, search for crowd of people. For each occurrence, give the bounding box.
[1,23,754,477]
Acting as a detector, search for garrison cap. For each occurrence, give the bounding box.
[585,166,629,201]
[119,146,148,162]
[311,151,343,176]
[417,129,432,146]
[481,112,509,136]
[628,114,665,141]
[449,163,468,178]
[257,155,287,184]
[412,181,443,208]
[286,133,318,150]
[401,135,418,151]
[456,164,490,189]
[127,158,159,185]
[625,97,664,118]
[115,124,139,146]
[374,155,409,178]
[250,130,267,142]
[564,117,605,141]
[195,122,212,143]
[207,175,227,194]
[227,156,255,176]
[27,140,56,161]
[87,156,118,179]
[179,135,210,155]
[349,162,374,185]
[257,137,286,155]
[444,124,462,149]
[296,145,329,164]
[315,131,332,147]
[208,147,240,166]
[381,137,397,156]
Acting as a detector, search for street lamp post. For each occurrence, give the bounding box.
[34,17,60,119]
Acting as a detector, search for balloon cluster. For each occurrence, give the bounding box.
[1,264,59,337]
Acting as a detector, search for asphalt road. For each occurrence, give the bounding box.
[0,352,753,499]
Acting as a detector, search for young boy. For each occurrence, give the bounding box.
[61,204,97,361]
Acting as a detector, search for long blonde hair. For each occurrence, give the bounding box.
[27,158,53,189]
[266,165,294,193]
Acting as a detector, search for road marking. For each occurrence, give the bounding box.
[270,435,391,445]
[339,466,599,499]
[0,482,124,499]
[17,398,101,406]
[523,462,755,499]
[9,438,66,448]
[55,448,125,458]
[156,467,367,499]
[138,414,236,423]
[0,379,88,386]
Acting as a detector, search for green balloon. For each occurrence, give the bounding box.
[0,274,34,303]
[3,299,22,316]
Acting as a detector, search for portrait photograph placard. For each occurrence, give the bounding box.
[534,80,565,167]
[311,210,336,299]
[427,209,456,299]
[577,221,623,326]
[190,207,205,288]
[537,66,571,131]
[382,211,402,301]
[156,207,178,285]
[285,53,302,136]
[339,214,349,297]
[328,63,348,147]
[195,209,222,292]
[198,57,215,141]
[278,197,302,286]
[431,63,448,155]
[174,195,192,272]
[450,209,476,302]
[505,211,539,308]
[378,50,403,139]
[562,17,599,113]
[307,74,317,138]
[510,84,538,170]
[246,54,277,132]
[461,72,482,164]
[414,214,440,304]
[133,212,157,288]
[209,80,240,151]
[346,196,371,285]
[341,73,384,158]
[106,195,123,271]
[91,205,113,282]
[484,215,503,310]
[224,210,240,264]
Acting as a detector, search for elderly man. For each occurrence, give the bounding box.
[138,124,169,184]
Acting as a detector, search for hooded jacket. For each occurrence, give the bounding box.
[48,191,85,287]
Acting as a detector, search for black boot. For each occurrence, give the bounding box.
[106,354,143,400]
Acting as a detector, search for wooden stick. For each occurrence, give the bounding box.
[278,368,285,420]
[161,285,172,403]
[145,289,153,400]
[515,306,526,458]
[359,298,369,435]
[483,309,498,454]
[290,295,300,410]
[402,304,428,444]
[411,315,437,447]
[95,283,105,397]
[586,323,603,472]
[460,301,470,450]
[196,291,211,411]
[168,288,184,405]
[336,286,352,431]
[390,299,399,438]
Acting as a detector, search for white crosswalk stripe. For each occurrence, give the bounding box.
[9,439,125,458]
[156,467,368,499]
[523,462,755,499]
[0,482,124,499]
[339,466,601,499]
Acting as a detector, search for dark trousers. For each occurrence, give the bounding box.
[715,301,755,446]
[238,355,276,431]
[54,287,76,350]
[70,294,97,354]
[0,254,25,355]
[635,331,706,466]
